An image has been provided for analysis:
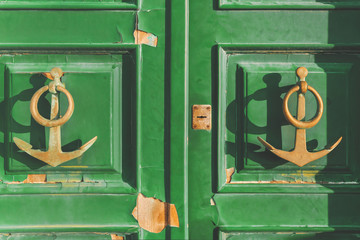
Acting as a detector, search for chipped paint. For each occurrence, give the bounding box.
[7,174,47,184]
[111,234,124,240]
[226,167,235,183]
[23,174,47,183]
[134,29,158,47]
[5,174,104,184]
[132,193,179,233]
[210,198,216,206]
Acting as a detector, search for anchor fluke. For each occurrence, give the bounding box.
[258,136,342,167]
[13,136,98,167]
[13,67,97,167]
[13,137,33,151]
[80,136,98,151]
[257,67,342,167]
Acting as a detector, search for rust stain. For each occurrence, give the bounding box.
[132,193,179,233]
[111,234,124,240]
[226,167,235,183]
[134,29,158,47]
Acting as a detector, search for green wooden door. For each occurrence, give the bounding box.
[1,0,360,239]
[0,1,170,240]
[188,0,360,239]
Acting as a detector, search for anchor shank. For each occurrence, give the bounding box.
[297,93,305,121]
[294,93,307,151]
[48,93,62,152]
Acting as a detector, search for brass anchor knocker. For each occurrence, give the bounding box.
[257,67,342,167]
[13,67,97,167]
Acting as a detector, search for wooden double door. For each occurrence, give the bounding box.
[0,0,359,239]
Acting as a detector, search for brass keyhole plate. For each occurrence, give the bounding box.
[192,105,211,130]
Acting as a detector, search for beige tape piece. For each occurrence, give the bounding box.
[134,29,158,47]
[132,193,179,233]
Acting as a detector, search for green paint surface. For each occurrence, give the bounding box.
[0,0,359,239]
[188,0,360,239]
[0,1,166,239]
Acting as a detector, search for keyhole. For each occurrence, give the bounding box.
[197,116,207,119]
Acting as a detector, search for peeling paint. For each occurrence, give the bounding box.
[111,234,124,240]
[132,193,179,233]
[5,174,104,185]
[23,174,47,183]
[226,167,235,183]
[134,29,158,47]
[7,174,47,184]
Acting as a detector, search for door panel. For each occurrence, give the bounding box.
[189,1,360,239]
[214,193,360,229]
[2,0,360,239]
[0,11,136,44]
[219,0,360,9]
[0,1,137,9]
[0,232,138,239]
[220,232,360,240]
[0,194,137,232]
[3,52,137,194]
[0,1,167,239]
[217,49,360,188]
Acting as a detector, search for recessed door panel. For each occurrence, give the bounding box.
[0,52,137,195]
[217,49,360,188]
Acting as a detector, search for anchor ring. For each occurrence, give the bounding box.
[30,85,74,127]
[283,84,323,129]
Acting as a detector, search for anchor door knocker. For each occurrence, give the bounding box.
[13,67,97,167]
[257,67,342,167]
